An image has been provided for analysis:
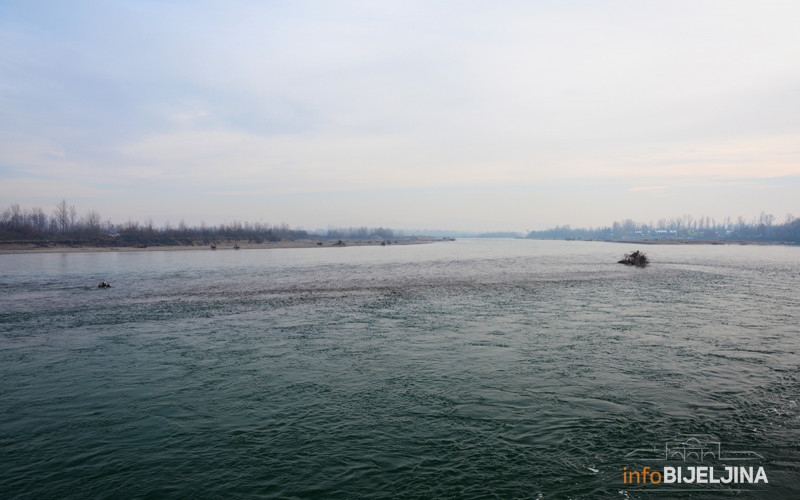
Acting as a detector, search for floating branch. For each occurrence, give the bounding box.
[618,250,648,268]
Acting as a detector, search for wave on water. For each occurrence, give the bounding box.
[1,240,799,498]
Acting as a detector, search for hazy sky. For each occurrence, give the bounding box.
[1,1,798,231]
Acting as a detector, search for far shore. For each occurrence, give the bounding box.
[524,238,795,246]
[0,238,442,255]
[2,237,796,255]
[598,239,796,246]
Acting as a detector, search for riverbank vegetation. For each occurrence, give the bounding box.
[527,213,800,244]
[3,201,799,248]
[0,200,402,248]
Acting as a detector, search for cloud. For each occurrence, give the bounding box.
[1,0,799,229]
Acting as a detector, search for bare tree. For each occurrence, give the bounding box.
[30,207,48,232]
[68,205,78,231]
[83,210,102,233]
[7,204,22,229]
[54,199,69,232]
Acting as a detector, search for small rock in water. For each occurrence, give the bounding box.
[618,250,648,267]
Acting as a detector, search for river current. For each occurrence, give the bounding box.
[1,239,799,498]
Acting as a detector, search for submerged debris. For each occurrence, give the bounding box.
[618,250,648,268]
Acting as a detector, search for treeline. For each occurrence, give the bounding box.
[527,212,800,243]
[0,201,398,247]
[321,226,397,240]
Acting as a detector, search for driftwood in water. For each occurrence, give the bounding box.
[618,250,648,268]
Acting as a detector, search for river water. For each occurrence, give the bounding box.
[1,239,799,498]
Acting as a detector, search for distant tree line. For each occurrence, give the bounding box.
[321,226,397,241]
[1,200,110,239]
[0,200,399,247]
[527,212,800,243]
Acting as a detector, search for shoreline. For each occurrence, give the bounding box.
[597,239,797,246]
[2,237,796,255]
[0,238,441,255]
[526,238,796,246]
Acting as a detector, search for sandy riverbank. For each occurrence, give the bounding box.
[0,238,441,255]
